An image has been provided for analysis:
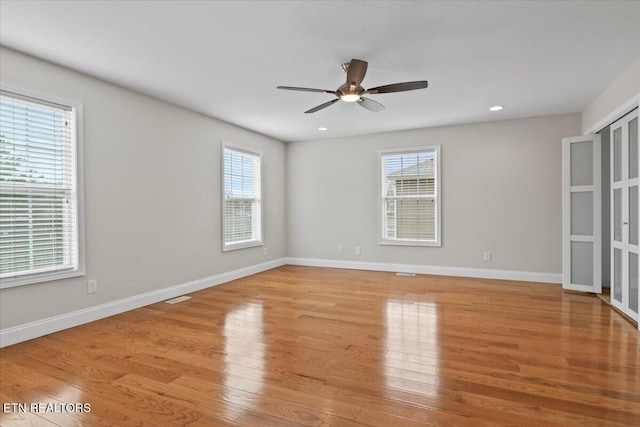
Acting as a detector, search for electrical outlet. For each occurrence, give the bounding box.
[483,252,492,262]
[263,247,267,256]
[87,279,98,294]
[338,246,343,254]
[355,246,361,255]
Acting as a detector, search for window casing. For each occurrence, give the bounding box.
[379,146,441,247]
[0,84,85,288]
[222,142,262,251]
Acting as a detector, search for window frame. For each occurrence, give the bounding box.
[378,145,442,247]
[0,83,86,288]
[221,141,263,252]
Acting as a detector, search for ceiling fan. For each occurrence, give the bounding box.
[277,59,429,114]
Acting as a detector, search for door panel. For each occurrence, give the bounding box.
[610,109,639,322]
[630,252,638,316]
[614,247,623,304]
[571,242,594,286]
[571,192,593,235]
[562,135,601,293]
[613,127,622,182]
[571,140,594,185]
[614,188,622,242]
[630,186,638,246]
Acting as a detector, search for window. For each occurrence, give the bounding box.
[379,146,441,246]
[0,84,85,288]
[222,142,262,251]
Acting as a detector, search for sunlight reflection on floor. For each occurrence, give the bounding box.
[385,299,440,397]
[223,302,264,416]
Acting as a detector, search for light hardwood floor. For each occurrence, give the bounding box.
[1,265,639,426]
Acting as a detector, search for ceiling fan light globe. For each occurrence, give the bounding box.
[341,93,361,102]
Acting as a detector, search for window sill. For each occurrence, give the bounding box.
[223,240,263,252]
[0,268,85,289]
[379,239,441,247]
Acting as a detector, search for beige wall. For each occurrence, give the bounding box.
[582,56,640,133]
[287,114,581,274]
[0,48,287,329]
[3,44,612,334]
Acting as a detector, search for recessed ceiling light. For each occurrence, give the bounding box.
[318,127,329,131]
[489,105,504,112]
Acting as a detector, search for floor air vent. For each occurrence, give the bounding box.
[396,272,416,277]
[164,295,192,304]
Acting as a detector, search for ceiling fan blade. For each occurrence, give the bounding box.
[277,86,335,94]
[305,98,339,114]
[357,97,385,112]
[366,80,428,94]
[346,59,368,86]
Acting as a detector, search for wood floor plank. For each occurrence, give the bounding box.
[1,265,639,425]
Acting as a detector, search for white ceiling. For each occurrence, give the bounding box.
[1,1,640,142]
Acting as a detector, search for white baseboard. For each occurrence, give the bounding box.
[285,257,562,284]
[0,258,286,348]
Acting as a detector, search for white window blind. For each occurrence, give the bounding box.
[0,86,84,287]
[222,143,262,251]
[380,146,441,246]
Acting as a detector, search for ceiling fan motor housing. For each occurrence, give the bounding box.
[337,83,363,102]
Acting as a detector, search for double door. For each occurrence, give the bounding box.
[563,108,639,326]
[611,110,639,321]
